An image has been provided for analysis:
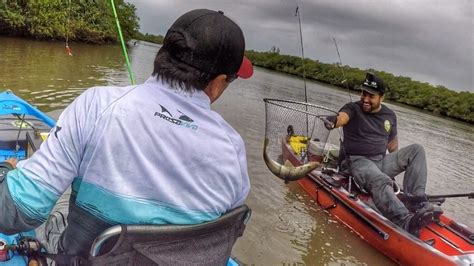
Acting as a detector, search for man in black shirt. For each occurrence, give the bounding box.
[325,72,439,236]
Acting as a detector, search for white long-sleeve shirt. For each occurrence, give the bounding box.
[3,76,250,233]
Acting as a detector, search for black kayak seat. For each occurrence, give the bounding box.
[86,204,251,266]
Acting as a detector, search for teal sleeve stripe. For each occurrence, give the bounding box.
[6,169,59,222]
[71,177,82,193]
[75,181,220,225]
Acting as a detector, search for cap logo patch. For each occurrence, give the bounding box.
[384,120,391,133]
[364,79,378,88]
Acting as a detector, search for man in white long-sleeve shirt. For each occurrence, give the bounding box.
[0,9,253,258]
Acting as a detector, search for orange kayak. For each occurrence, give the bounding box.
[281,139,474,266]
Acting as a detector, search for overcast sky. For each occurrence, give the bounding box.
[130,0,473,92]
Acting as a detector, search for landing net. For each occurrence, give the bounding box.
[263,98,337,163]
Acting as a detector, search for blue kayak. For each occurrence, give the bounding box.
[0,90,54,161]
[0,91,55,127]
[0,91,54,265]
[0,232,36,265]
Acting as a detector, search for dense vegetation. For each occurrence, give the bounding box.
[1,2,471,123]
[246,50,474,123]
[134,32,164,44]
[0,0,139,43]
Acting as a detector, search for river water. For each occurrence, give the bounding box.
[1,36,472,265]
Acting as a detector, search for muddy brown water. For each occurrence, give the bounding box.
[1,36,472,265]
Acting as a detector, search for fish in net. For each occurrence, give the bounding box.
[263,98,338,182]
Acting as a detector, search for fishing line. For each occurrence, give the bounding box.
[333,37,352,102]
[65,0,73,56]
[295,5,310,138]
[13,114,26,157]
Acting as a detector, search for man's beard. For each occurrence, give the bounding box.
[361,101,381,113]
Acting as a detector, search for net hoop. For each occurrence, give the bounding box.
[263,98,338,118]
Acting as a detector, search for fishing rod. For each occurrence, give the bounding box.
[318,38,352,167]
[427,192,474,199]
[295,5,308,103]
[399,192,474,203]
[332,37,352,102]
[110,0,136,85]
[295,5,310,137]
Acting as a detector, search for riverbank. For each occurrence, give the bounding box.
[0,1,138,44]
[246,50,473,124]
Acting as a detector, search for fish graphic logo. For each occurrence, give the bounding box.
[54,126,62,138]
[160,105,173,117]
[177,110,194,122]
[155,104,198,131]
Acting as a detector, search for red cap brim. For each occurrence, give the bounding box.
[237,56,253,79]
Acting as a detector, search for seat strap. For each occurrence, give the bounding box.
[42,253,89,266]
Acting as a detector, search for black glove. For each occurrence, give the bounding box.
[323,115,338,130]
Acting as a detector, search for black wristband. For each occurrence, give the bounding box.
[327,115,337,125]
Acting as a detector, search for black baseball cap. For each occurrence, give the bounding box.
[163,9,253,79]
[361,72,385,95]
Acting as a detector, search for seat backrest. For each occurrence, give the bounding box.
[87,205,251,266]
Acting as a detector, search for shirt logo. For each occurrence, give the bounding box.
[154,104,199,131]
[384,120,391,133]
[54,126,62,138]
[1,104,21,111]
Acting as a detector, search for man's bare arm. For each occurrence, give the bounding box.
[387,136,398,153]
[334,112,350,128]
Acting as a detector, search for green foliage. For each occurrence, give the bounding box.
[113,0,140,41]
[0,0,140,43]
[134,32,164,44]
[246,50,474,123]
[0,2,27,34]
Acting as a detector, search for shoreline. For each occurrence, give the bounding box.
[248,62,473,124]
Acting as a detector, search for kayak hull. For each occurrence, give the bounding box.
[0,232,35,265]
[282,139,474,265]
[0,91,54,265]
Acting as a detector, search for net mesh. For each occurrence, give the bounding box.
[264,98,337,163]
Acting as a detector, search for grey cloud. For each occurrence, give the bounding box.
[130,0,473,92]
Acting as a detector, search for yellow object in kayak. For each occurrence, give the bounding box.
[40,132,49,142]
[288,135,308,155]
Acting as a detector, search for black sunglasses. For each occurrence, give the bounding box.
[226,73,238,83]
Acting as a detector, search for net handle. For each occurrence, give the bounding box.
[263,98,338,118]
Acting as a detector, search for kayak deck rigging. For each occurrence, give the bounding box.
[282,135,474,265]
[0,91,54,265]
